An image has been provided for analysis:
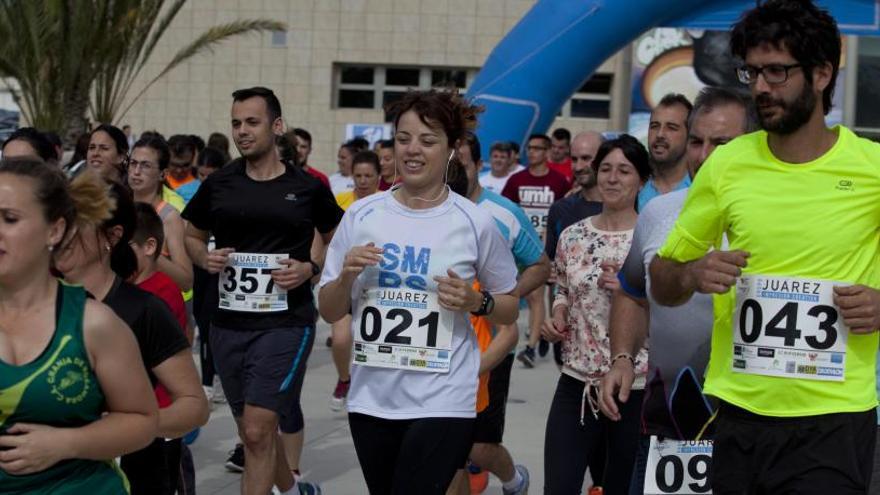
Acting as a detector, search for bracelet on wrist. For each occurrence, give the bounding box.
[611,352,636,368]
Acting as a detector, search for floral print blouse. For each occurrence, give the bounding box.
[553,217,649,384]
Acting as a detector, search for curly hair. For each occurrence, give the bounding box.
[730,0,840,115]
[385,89,483,148]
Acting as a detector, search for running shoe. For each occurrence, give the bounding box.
[212,375,227,404]
[330,379,350,412]
[296,481,322,494]
[468,463,489,494]
[538,338,549,357]
[225,443,244,472]
[502,464,530,495]
[517,346,535,368]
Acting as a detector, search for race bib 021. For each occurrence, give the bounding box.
[352,287,454,372]
[643,437,713,495]
[218,253,288,313]
[732,275,848,381]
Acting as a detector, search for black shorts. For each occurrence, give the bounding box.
[473,354,514,444]
[349,413,474,494]
[120,438,181,495]
[712,401,876,494]
[211,324,314,428]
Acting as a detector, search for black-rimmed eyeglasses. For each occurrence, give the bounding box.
[735,63,802,85]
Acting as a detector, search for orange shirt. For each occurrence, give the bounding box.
[471,281,492,413]
[166,174,195,190]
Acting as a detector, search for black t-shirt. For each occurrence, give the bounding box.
[102,277,189,386]
[182,159,344,330]
[544,194,603,260]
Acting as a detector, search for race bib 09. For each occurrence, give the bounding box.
[352,287,454,372]
[218,253,288,313]
[732,275,848,381]
[644,437,713,494]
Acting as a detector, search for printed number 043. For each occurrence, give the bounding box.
[739,300,837,350]
[360,306,440,347]
[222,266,276,294]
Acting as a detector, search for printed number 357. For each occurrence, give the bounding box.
[223,267,276,294]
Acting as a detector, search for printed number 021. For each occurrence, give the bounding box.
[360,306,440,347]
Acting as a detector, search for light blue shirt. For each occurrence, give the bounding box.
[637,174,691,212]
[476,189,543,269]
[175,179,202,204]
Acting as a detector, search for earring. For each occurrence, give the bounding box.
[105,244,112,252]
[47,245,54,252]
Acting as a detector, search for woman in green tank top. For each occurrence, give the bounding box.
[0,160,158,494]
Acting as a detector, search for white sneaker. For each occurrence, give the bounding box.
[212,375,227,404]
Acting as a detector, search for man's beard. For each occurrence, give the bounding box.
[756,81,816,135]
[575,170,597,189]
[650,142,686,171]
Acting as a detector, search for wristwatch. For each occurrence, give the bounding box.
[308,260,321,277]
[471,290,495,317]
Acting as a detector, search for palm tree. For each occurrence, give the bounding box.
[0,0,285,145]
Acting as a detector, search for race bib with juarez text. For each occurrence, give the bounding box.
[644,437,713,494]
[218,253,288,313]
[352,287,454,372]
[732,275,848,381]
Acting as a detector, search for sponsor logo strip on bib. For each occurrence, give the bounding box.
[644,436,713,494]
[352,287,454,373]
[218,253,288,313]
[733,275,848,381]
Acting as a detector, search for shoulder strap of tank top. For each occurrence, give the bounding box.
[57,280,86,344]
[156,200,175,221]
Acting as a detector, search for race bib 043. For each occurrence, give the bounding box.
[218,253,288,313]
[644,437,713,495]
[732,275,848,381]
[352,287,454,372]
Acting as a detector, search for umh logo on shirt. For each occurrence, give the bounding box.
[378,242,431,290]
[518,185,555,206]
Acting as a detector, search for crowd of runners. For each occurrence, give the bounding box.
[1,1,880,494]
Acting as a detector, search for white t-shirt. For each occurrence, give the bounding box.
[329,172,354,196]
[319,189,518,419]
[479,170,513,194]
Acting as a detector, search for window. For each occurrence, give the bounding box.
[335,64,478,112]
[559,73,613,119]
[335,65,613,122]
[270,30,287,47]
[431,69,468,88]
[855,37,880,132]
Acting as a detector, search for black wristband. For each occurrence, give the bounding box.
[309,260,321,277]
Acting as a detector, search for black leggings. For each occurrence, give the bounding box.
[349,413,474,494]
[544,373,644,495]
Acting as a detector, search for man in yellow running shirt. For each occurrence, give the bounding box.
[650,1,880,493]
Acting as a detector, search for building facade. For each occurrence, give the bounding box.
[122,0,631,173]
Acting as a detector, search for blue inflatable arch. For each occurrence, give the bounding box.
[466,0,880,157]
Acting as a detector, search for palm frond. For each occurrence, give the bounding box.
[114,19,285,122]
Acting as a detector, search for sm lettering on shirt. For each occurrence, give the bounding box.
[378,242,431,291]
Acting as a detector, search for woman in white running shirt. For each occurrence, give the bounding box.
[318,89,520,494]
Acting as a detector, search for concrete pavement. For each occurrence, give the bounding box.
[189,315,585,494]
